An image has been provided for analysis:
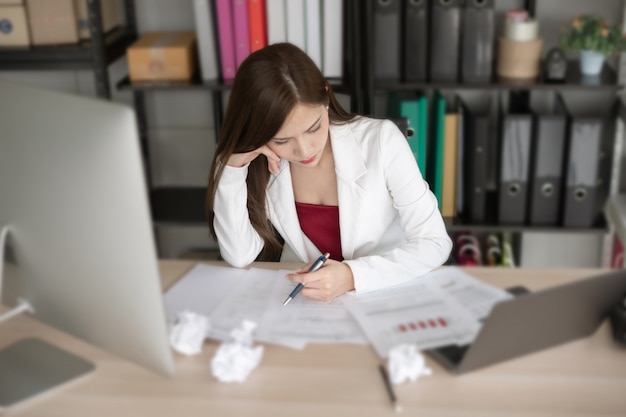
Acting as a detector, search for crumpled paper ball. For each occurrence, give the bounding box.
[169,310,210,356]
[211,320,264,383]
[388,344,432,384]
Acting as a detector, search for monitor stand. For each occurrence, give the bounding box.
[0,226,94,410]
[0,338,95,411]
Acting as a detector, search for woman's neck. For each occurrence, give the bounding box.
[290,137,338,206]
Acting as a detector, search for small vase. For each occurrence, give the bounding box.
[579,50,606,76]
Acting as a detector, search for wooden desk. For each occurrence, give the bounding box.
[2,261,626,416]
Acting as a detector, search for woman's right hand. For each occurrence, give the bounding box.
[226,144,281,174]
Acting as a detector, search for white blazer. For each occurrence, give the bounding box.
[213,117,452,292]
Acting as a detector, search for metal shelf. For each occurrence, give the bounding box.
[0,0,138,98]
[0,27,134,70]
[150,187,207,224]
[374,61,620,92]
[116,75,351,94]
[444,217,609,235]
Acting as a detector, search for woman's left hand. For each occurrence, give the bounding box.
[285,260,355,301]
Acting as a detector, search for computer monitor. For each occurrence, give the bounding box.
[0,78,174,380]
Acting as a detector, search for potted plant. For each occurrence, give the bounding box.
[560,14,626,75]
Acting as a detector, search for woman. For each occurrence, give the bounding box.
[207,43,452,301]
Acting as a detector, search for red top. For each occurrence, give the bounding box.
[295,202,343,261]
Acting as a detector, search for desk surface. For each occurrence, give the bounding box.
[2,262,626,417]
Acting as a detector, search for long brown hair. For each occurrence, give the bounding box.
[206,42,354,261]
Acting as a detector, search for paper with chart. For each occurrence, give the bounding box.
[428,267,514,324]
[342,267,512,358]
[342,275,480,358]
[164,264,511,355]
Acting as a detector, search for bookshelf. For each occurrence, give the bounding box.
[116,0,362,231]
[0,0,138,99]
[361,0,626,267]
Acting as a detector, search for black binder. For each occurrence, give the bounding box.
[562,102,615,228]
[528,95,567,225]
[461,0,495,83]
[430,0,462,82]
[404,0,429,82]
[498,92,532,225]
[460,96,491,223]
[373,0,402,81]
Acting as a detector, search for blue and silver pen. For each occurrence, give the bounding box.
[282,252,330,306]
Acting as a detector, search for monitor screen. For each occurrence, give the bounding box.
[0,78,174,376]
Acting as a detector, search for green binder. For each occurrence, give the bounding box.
[387,91,428,178]
[428,91,446,208]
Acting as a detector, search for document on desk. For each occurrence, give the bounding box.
[164,264,367,349]
[342,267,512,358]
[429,267,514,323]
[256,270,368,345]
[163,263,249,325]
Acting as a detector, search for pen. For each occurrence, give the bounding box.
[379,363,402,413]
[282,252,330,306]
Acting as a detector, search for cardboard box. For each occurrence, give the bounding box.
[126,32,197,82]
[26,0,79,45]
[0,5,30,46]
[75,0,122,40]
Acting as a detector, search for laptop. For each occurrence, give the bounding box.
[427,269,626,374]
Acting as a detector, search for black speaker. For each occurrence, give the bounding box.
[609,293,626,345]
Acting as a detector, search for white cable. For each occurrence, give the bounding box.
[0,225,35,323]
[0,225,10,303]
[0,298,34,323]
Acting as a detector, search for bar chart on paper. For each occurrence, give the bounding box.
[343,268,513,358]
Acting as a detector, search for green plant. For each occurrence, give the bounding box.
[560,14,626,56]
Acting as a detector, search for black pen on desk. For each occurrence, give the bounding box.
[379,363,402,413]
[282,252,330,306]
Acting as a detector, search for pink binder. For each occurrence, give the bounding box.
[231,0,251,69]
[215,0,237,81]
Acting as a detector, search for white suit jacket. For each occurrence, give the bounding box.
[213,117,452,292]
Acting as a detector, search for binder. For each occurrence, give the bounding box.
[266,0,286,44]
[215,0,237,81]
[498,92,532,225]
[248,0,267,52]
[455,98,465,218]
[373,0,402,81]
[460,96,491,223]
[441,98,460,218]
[285,0,306,51]
[562,102,615,228]
[193,0,219,81]
[430,0,462,82]
[322,0,344,78]
[404,0,428,82]
[528,94,567,225]
[305,0,322,69]
[428,91,446,208]
[387,91,428,177]
[232,0,251,69]
[461,0,494,83]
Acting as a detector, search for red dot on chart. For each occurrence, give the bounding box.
[428,319,437,327]
[438,317,448,327]
[399,324,407,332]
[409,322,417,330]
[418,321,427,329]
